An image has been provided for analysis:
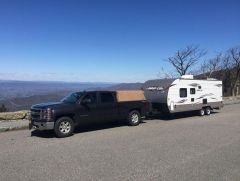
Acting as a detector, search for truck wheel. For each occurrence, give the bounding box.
[128,110,141,126]
[199,109,205,116]
[205,107,211,115]
[54,117,74,138]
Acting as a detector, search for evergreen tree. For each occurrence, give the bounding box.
[0,104,7,112]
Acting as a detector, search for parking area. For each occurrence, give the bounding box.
[0,104,240,181]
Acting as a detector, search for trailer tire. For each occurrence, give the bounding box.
[54,117,74,138]
[199,109,205,116]
[128,110,140,126]
[205,107,211,115]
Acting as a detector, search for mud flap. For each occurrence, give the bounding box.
[29,120,33,130]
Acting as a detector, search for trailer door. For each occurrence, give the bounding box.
[190,88,197,109]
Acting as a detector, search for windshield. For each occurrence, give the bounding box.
[61,92,82,104]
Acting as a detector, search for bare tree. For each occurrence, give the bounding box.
[157,67,177,79]
[201,53,222,78]
[222,47,240,96]
[167,45,207,76]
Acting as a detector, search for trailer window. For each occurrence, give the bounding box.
[100,93,114,103]
[190,88,196,94]
[180,88,187,98]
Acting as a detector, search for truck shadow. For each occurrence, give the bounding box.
[74,121,127,134]
[31,120,127,138]
[147,111,219,121]
[31,130,55,138]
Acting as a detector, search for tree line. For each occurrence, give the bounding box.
[164,45,240,97]
[0,104,7,112]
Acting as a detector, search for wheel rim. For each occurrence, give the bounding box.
[59,121,71,134]
[207,109,211,115]
[200,109,204,116]
[131,113,139,124]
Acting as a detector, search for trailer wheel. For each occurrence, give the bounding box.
[54,117,74,138]
[128,110,140,126]
[205,107,211,115]
[199,109,205,116]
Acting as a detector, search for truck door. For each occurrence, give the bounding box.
[98,92,119,122]
[76,92,98,124]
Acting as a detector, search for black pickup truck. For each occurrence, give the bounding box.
[30,91,148,137]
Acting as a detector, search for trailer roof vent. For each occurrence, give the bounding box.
[181,75,194,79]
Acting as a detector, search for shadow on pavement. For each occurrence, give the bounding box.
[31,130,55,138]
[147,110,219,121]
[31,120,128,138]
[74,120,127,134]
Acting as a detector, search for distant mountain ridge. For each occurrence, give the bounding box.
[0,80,115,101]
[0,80,143,111]
[105,83,143,90]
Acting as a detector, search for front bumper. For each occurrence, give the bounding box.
[29,120,54,130]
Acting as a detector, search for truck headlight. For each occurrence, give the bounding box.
[40,108,53,121]
[47,108,53,120]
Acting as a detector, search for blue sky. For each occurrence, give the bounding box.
[0,0,239,83]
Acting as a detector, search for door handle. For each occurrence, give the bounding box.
[79,114,88,117]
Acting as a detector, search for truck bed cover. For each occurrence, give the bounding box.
[116,90,146,102]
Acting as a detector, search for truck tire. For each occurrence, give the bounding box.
[128,110,141,126]
[205,107,211,115]
[54,117,74,138]
[199,108,205,116]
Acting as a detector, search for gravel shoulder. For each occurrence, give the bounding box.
[0,119,29,132]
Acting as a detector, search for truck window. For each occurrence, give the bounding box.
[100,93,114,103]
[180,88,187,98]
[190,88,196,94]
[82,93,97,104]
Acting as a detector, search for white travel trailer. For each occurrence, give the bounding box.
[143,75,223,116]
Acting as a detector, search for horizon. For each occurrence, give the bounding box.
[0,0,240,82]
[0,78,140,84]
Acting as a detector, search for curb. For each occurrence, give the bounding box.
[0,125,28,133]
[224,101,240,106]
[0,127,10,132]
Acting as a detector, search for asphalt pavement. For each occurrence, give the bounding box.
[0,104,240,181]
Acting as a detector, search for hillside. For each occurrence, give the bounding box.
[0,80,114,101]
[0,80,143,111]
[103,83,143,90]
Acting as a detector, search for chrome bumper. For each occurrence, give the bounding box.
[30,121,54,130]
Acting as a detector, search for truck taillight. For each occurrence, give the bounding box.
[144,101,150,109]
[145,101,151,112]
